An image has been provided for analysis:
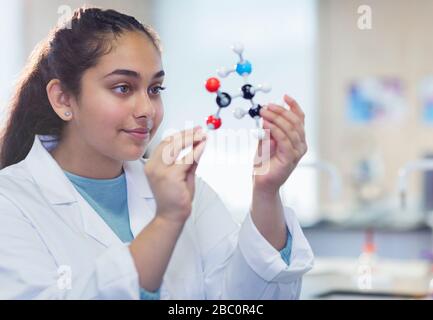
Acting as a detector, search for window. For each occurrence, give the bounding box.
[153,0,318,224]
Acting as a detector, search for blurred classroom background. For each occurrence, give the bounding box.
[3,0,433,299]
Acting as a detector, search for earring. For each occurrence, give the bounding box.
[64,112,72,117]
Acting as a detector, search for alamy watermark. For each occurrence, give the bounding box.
[357,5,373,30]
[57,265,72,291]
[160,122,271,176]
[57,5,73,29]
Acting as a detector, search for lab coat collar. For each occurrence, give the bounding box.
[25,135,154,205]
[25,135,78,205]
[24,135,156,247]
[123,158,155,200]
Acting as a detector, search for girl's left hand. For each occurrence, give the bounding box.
[253,95,307,194]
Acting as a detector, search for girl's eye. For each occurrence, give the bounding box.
[113,85,131,95]
[148,86,166,96]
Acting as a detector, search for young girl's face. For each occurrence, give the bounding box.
[69,31,164,161]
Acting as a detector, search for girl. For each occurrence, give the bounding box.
[0,7,313,299]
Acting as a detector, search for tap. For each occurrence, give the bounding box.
[397,159,433,210]
[298,160,342,201]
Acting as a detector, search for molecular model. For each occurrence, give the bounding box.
[205,43,272,140]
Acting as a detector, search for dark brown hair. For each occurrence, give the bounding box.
[0,7,160,169]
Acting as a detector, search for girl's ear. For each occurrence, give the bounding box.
[46,79,74,121]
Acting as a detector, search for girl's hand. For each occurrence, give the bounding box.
[144,126,207,224]
[253,95,307,194]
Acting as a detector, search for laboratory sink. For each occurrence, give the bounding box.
[303,221,432,260]
[304,208,430,231]
[301,257,431,300]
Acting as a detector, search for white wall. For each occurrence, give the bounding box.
[0,0,25,129]
[22,0,153,55]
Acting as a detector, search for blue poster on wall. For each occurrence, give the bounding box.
[348,78,406,124]
[420,76,433,124]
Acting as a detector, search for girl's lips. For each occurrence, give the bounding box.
[123,130,150,140]
[124,128,149,134]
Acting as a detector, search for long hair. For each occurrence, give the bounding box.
[0,7,160,169]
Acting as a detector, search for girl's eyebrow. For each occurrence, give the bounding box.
[153,70,165,79]
[103,69,140,79]
[102,69,165,80]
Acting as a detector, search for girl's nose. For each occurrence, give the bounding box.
[134,92,156,120]
[134,116,153,130]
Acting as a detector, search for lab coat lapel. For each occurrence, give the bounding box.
[123,159,156,238]
[25,136,122,248]
[75,194,122,248]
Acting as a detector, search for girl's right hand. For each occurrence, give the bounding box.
[144,126,208,224]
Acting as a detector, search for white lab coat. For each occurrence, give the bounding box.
[0,135,313,300]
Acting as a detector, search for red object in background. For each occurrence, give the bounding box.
[206,115,222,130]
[363,229,376,253]
[205,77,220,93]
